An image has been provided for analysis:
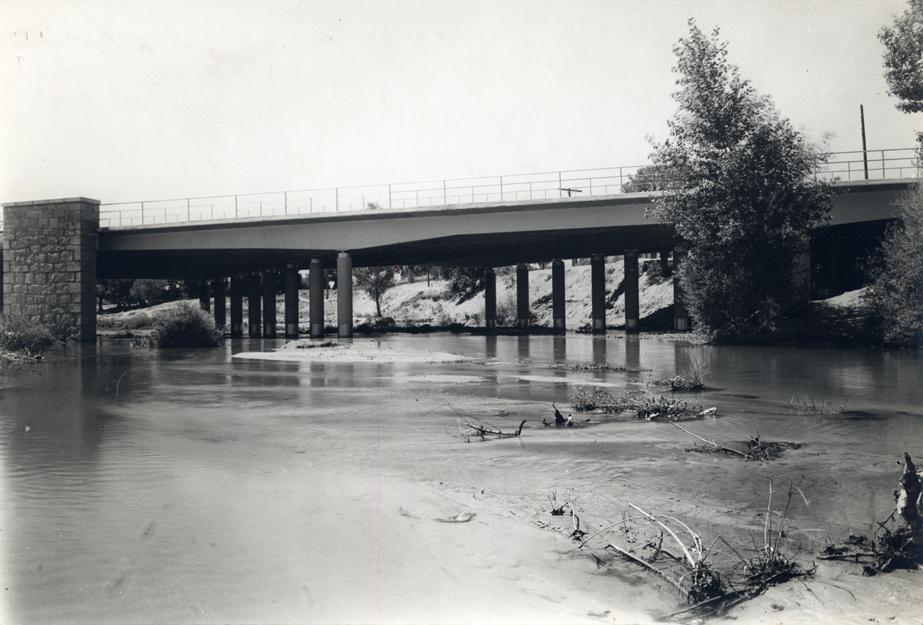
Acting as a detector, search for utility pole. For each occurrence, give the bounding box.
[860,104,869,180]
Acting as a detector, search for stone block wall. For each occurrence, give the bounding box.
[1,198,99,341]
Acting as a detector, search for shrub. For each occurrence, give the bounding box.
[862,181,923,349]
[442,267,485,302]
[150,302,223,348]
[0,315,56,354]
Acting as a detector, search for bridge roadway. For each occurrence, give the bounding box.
[94,179,911,280]
[0,178,913,340]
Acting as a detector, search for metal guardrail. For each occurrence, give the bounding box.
[39,147,923,228]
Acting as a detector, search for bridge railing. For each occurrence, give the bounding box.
[94,147,919,228]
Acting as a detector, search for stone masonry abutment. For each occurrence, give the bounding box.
[2,198,99,342]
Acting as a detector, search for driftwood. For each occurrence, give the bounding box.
[819,453,923,574]
[546,491,586,539]
[457,418,526,442]
[564,486,812,619]
[431,403,527,442]
[673,423,799,461]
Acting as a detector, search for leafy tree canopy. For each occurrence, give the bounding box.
[648,20,833,342]
[862,181,923,349]
[354,266,396,318]
[879,0,923,113]
[621,165,668,193]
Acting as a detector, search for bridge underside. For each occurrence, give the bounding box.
[97,223,674,279]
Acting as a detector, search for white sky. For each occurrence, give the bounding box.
[2,0,920,206]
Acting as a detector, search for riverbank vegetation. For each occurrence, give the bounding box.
[149,302,223,348]
[861,181,923,350]
[0,315,55,382]
[646,20,834,345]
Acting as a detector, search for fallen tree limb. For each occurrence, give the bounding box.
[604,542,687,597]
[671,423,749,458]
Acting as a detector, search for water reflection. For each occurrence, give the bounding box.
[1,334,921,624]
[592,336,607,364]
[625,336,640,377]
[485,335,497,360]
[517,335,530,361]
[552,335,566,363]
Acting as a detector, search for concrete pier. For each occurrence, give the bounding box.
[248,272,262,338]
[484,268,497,331]
[262,269,277,338]
[591,254,606,334]
[624,250,639,333]
[309,258,324,338]
[552,259,565,331]
[198,281,210,312]
[230,275,244,337]
[213,278,227,329]
[336,253,352,338]
[1,198,99,341]
[284,263,299,338]
[516,264,529,328]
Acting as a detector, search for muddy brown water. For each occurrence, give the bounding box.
[1,334,921,624]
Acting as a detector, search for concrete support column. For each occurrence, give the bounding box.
[262,269,277,338]
[673,244,689,331]
[551,259,565,331]
[516,263,529,329]
[309,258,324,338]
[660,251,672,277]
[484,268,497,330]
[624,250,639,333]
[213,278,227,329]
[336,253,352,338]
[198,281,211,312]
[284,263,300,338]
[591,254,606,334]
[2,197,99,341]
[230,275,244,337]
[248,272,262,338]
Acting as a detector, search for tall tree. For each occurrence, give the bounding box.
[862,181,923,349]
[648,20,833,342]
[879,0,923,113]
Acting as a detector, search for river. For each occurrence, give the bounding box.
[1,334,921,624]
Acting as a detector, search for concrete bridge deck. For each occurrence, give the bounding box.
[0,177,915,341]
[92,179,911,280]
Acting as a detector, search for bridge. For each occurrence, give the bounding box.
[1,148,917,342]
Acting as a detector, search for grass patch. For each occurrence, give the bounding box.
[569,386,708,420]
[0,315,56,354]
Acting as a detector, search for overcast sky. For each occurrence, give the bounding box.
[2,0,920,206]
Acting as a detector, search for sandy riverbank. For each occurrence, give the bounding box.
[227,339,922,624]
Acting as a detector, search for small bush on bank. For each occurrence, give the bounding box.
[150,302,223,348]
[0,315,56,354]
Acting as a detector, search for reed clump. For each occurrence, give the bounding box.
[651,358,711,391]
